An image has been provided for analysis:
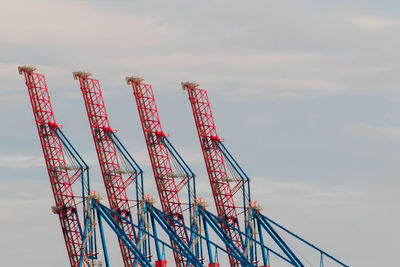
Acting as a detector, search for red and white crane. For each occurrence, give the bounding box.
[74,72,139,267]
[19,66,85,267]
[182,82,248,267]
[127,77,192,267]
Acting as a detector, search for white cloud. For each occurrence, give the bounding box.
[0,0,181,49]
[348,123,400,141]
[0,154,43,168]
[352,16,397,30]
[0,64,21,79]
[250,176,370,206]
[105,51,352,100]
[174,147,204,166]
[3,2,398,104]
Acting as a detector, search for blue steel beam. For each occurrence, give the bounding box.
[94,204,152,267]
[260,214,349,267]
[99,203,183,256]
[108,132,144,197]
[96,210,110,267]
[152,204,292,266]
[254,212,304,266]
[98,200,256,265]
[97,202,199,258]
[203,209,295,265]
[155,205,248,261]
[198,208,251,265]
[54,128,90,220]
[107,132,144,226]
[148,207,203,267]
[161,136,196,202]
[214,133,348,267]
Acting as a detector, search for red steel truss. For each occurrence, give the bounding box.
[127,77,189,267]
[73,72,137,267]
[182,82,242,267]
[19,66,83,267]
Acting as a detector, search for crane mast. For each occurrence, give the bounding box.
[127,77,190,267]
[74,72,138,267]
[182,82,246,267]
[19,66,84,267]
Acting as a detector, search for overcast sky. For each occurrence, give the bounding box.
[1,0,399,266]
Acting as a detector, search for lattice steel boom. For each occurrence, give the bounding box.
[183,82,248,267]
[74,72,138,267]
[19,66,85,267]
[127,77,192,267]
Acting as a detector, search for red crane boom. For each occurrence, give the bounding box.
[74,72,137,267]
[182,82,243,267]
[19,66,84,267]
[127,77,189,267]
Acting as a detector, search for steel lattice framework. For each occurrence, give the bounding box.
[19,67,84,267]
[19,68,350,267]
[127,77,190,267]
[182,82,245,267]
[74,72,138,267]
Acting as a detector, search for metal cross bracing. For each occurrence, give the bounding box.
[74,72,143,267]
[92,196,256,267]
[182,82,248,267]
[18,66,102,267]
[92,193,303,267]
[126,77,195,267]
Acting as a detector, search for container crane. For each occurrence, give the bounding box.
[182,82,246,266]
[74,72,143,267]
[183,82,349,267]
[18,66,99,266]
[126,76,194,267]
